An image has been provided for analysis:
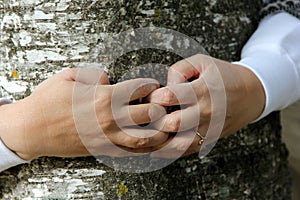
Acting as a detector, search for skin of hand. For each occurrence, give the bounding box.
[0,68,168,161]
[148,54,266,158]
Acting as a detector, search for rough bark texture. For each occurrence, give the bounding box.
[0,0,291,199]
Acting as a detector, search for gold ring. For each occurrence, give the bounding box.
[196,131,206,145]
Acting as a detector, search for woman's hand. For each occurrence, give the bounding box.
[0,68,168,160]
[148,54,266,158]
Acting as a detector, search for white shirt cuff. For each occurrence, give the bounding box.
[234,12,300,121]
[0,138,29,172]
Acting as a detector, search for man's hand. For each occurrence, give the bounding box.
[0,68,168,160]
[148,54,266,158]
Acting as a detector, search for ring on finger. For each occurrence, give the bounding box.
[195,130,206,145]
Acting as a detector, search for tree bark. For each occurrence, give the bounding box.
[0,0,291,199]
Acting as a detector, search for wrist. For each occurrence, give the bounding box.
[233,64,266,121]
[0,99,39,161]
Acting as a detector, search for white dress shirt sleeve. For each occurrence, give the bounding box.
[0,138,29,172]
[0,98,29,172]
[233,12,300,121]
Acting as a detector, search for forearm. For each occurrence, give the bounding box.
[234,12,300,120]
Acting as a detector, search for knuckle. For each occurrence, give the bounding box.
[166,116,181,132]
[61,68,77,78]
[163,89,175,104]
[95,94,116,127]
[195,82,209,98]
[202,107,212,119]
[98,114,115,129]
[96,90,111,105]
[132,137,150,148]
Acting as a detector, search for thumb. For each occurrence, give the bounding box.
[168,60,200,85]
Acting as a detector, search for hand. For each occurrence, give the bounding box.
[0,68,168,160]
[148,54,266,158]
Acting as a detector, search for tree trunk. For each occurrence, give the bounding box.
[0,0,291,199]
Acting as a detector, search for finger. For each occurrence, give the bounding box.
[103,145,154,157]
[110,128,169,149]
[168,62,199,85]
[119,103,166,126]
[114,78,159,102]
[75,67,109,85]
[152,105,200,132]
[168,55,207,85]
[89,143,152,157]
[150,130,198,158]
[148,83,197,106]
[78,127,167,156]
[117,146,155,155]
[167,54,217,85]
